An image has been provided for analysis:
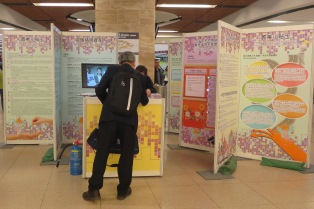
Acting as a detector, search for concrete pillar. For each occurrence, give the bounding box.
[95,0,156,77]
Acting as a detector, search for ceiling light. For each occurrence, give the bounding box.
[69,29,90,32]
[158,30,178,33]
[268,20,289,23]
[33,3,94,7]
[156,4,216,8]
[156,35,182,38]
[0,28,15,30]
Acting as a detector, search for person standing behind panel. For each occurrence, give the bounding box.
[154,58,164,85]
[135,65,157,94]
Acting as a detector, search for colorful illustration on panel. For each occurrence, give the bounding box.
[242,79,277,103]
[61,35,116,54]
[251,128,306,162]
[241,30,313,55]
[6,116,53,141]
[181,126,214,147]
[62,116,83,141]
[85,102,163,175]
[272,94,307,118]
[217,130,237,164]
[184,35,217,64]
[220,27,241,53]
[241,105,276,129]
[4,35,52,54]
[245,61,273,79]
[169,42,182,56]
[272,62,308,87]
[182,100,207,128]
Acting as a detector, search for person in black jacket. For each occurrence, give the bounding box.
[135,65,157,94]
[83,51,150,201]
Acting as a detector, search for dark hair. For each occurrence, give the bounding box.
[135,65,148,76]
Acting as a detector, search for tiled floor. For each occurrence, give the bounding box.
[1,111,314,209]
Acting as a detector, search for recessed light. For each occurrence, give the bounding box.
[268,20,289,23]
[69,29,90,32]
[158,30,178,33]
[156,4,216,8]
[33,3,94,7]
[156,35,182,38]
[0,28,15,30]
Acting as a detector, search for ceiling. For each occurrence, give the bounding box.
[0,0,258,33]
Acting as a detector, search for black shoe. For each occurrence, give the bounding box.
[82,190,101,201]
[117,187,132,200]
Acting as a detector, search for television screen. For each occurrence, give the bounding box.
[81,63,114,88]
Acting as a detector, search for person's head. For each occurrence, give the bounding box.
[154,58,160,68]
[118,51,136,68]
[135,65,148,76]
[97,68,102,75]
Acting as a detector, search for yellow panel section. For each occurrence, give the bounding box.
[84,99,163,177]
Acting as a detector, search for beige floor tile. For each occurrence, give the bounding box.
[101,206,161,209]
[200,183,271,207]
[145,174,196,187]
[276,202,314,209]
[186,169,242,185]
[0,172,51,192]
[247,180,314,204]
[41,189,101,209]
[47,170,89,191]
[151,185,219,208]
[220,205,278,209]
[100,187,159,207]
[0,152,19,172]
[0,191,45,209]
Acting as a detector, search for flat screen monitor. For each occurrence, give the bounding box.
[81,63,114,88]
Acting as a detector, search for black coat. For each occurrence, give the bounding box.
[146,75,157,93]
[95,63,149,127]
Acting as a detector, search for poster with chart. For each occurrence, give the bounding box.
[3,31,55,144]
[237,24,313,166]
[61,32,117,142]
[215,21,241,173]
[180,32,217,151]
[118,32,139,64]
[168,40,182,133]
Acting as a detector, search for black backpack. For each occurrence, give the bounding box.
[108,67,142,116]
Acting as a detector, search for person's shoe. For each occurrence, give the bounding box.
[117,187,132,200]
[82,190,101,201]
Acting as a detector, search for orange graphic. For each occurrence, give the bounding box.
[251,128,306,162]
[272,94,307,118]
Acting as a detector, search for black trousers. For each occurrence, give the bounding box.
[88,120,136,193]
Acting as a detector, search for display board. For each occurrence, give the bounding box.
[180,32,217,151]
[51,24,63,159]
[214,22,241,172]
[60,32,117,142]
[3,31,55,145]
[83,97,164,178]
[168,39,182,133]
[214,21,314,173]
[238,24,313,165]
[118,32,139,65]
